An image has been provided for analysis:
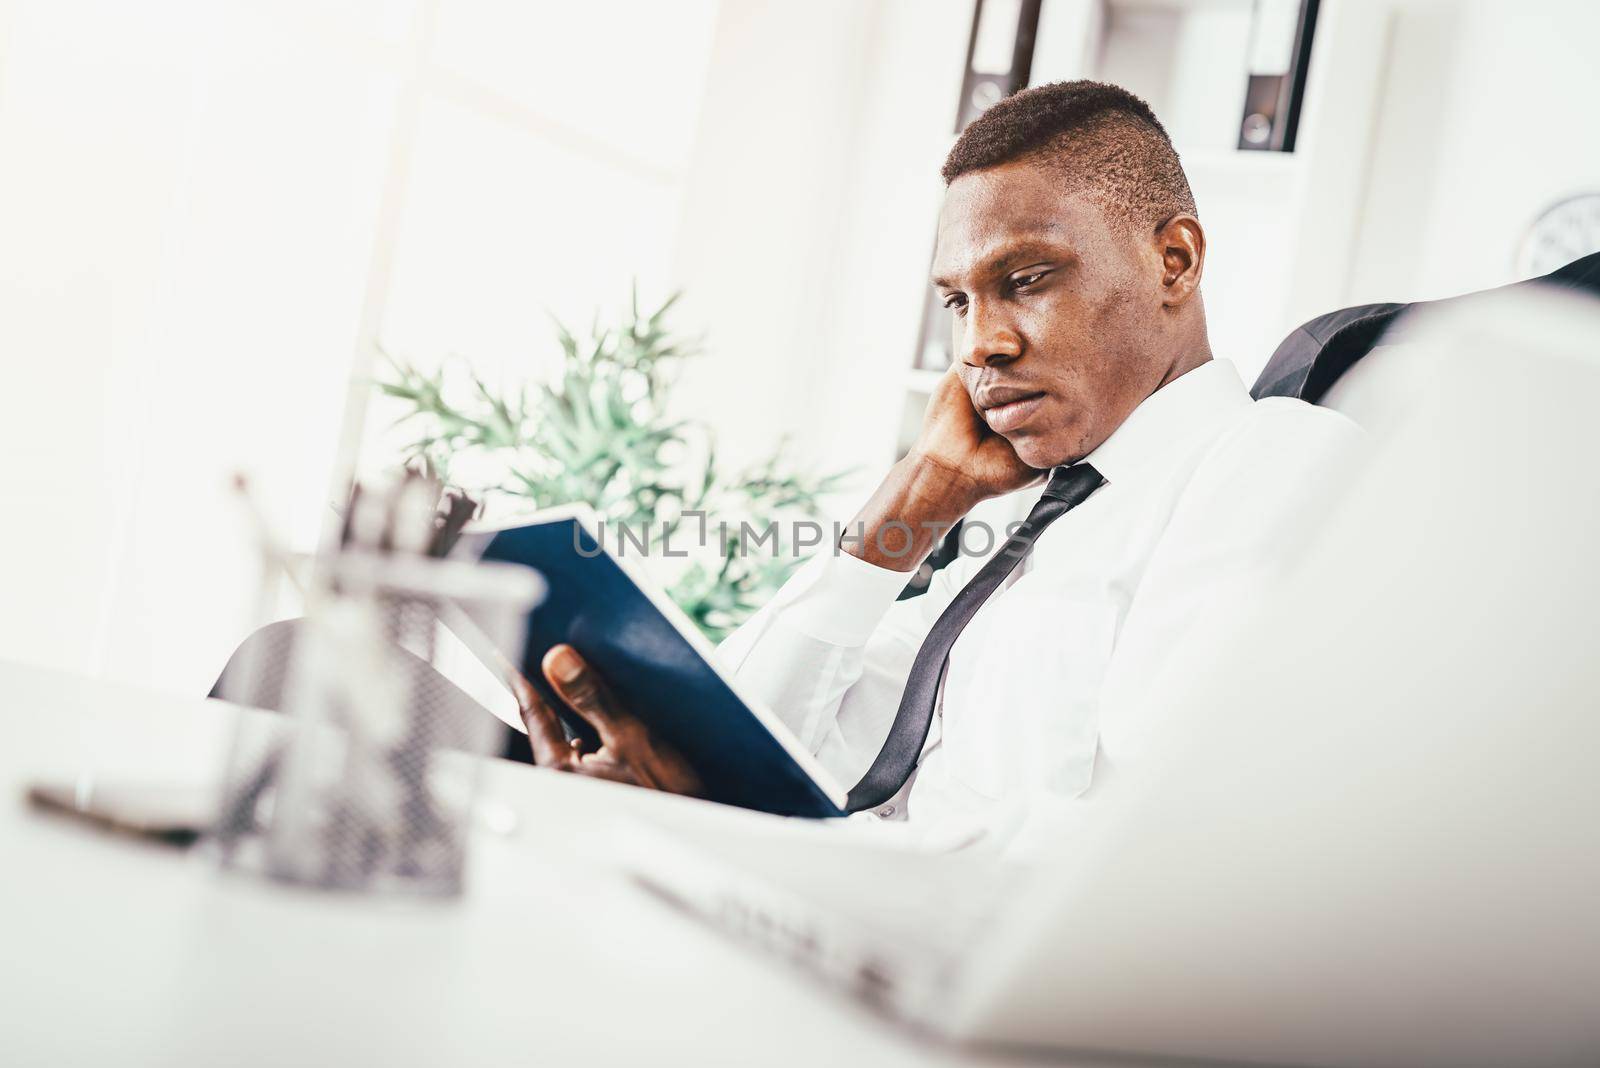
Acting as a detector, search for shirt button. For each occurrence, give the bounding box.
[877,804,897,818]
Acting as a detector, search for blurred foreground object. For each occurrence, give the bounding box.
[25,781,210,848]
[213,478,541,897]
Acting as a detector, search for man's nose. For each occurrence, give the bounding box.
[955,300,1023,368]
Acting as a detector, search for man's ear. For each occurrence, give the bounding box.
[1156,215,1205,307]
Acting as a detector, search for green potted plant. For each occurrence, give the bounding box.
[376,288,849,641]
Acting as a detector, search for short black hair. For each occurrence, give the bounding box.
[941,80,1197,233]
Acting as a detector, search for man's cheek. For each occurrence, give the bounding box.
[1044,392,1083,431]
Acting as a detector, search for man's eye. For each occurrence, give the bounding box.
[1012,271,1047,290]
[942,295,967,314]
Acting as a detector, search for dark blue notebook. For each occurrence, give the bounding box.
[459,508,847,819]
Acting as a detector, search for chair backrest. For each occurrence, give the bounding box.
[1251,250,1600,412]
[209,617,523,759]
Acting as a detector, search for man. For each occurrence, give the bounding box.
[517,81,1360,850]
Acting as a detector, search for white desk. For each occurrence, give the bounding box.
[0,660,1070,1067]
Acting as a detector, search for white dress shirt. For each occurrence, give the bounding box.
[717,360,1361,853]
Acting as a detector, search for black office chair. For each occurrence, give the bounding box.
[1250,251,1600,404]
[209,618,535,764]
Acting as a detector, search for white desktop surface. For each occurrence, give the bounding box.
[0,659,1067,1068]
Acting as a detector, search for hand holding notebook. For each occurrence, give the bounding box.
[452,507,849,819]
[508,641,708,799]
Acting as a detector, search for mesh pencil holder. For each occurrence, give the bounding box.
[211,550,542,897]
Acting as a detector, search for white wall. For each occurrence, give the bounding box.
[0,1,399,692]
[1346,0,1600,304]
[375,0,719,383]
[667,0,969,494]
[0,0,724,695]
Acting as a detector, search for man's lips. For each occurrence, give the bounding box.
[977,386,1047,434]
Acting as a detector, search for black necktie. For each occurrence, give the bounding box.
[845,463,1105,813]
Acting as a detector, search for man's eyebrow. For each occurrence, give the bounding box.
[930,239,1067,289]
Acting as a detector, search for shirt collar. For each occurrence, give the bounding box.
[1079,359,1252,484]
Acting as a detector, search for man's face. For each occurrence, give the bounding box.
[931,160,1175,469]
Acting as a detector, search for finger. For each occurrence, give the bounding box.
[511,673,575,769]
[573,751,643,786]
[541,646,707,796]
[648,745,706,798]
[541,644,637,752]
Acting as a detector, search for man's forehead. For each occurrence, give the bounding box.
[932,174,1105,281]
[930,229,1069,284]
[930,210,1082,283]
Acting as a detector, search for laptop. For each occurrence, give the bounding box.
[614,287,1600,1067]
